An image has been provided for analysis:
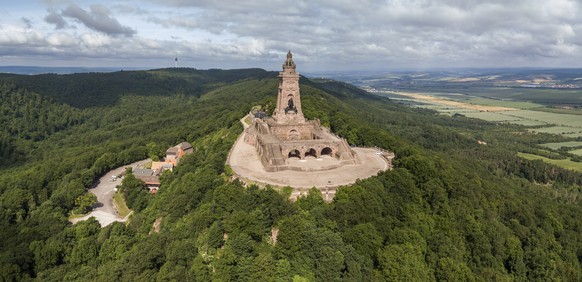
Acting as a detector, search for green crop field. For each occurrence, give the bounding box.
[569,148,582,156]
[528,126,582,135]
[506,110,582,128]
[418,87,582,105]
[396,92,582,138]
[463,111,521,122]
[509,119,548,126]
[466,97,543,109]
[535,107,582,116]
[518,152,582,172]
[540,141,582,150]
[564,132,582,138]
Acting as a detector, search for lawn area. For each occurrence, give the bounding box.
[113,192,131,217]
[518,152,582,172]
[540,141,582,150]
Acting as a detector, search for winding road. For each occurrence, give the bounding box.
[70,159,150,227]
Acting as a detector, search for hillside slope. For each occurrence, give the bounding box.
[0,69,581,281]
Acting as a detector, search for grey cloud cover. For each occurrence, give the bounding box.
[45,10,68,29]
[62,4,136,36]
[1,0,581,70]
[143,0,582,68]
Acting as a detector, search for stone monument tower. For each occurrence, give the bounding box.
[244,51,359,171]
[273,51,305,124]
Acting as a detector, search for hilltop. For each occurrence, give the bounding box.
[0,68,581,280]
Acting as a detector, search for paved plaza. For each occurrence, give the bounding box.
[228,131,391,193]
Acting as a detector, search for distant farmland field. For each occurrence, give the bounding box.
[528,126,582,136]
[518,152,582,172]
[540,141,582,150]
[466,97,543,109]
[377,90,582,138]
[414,87,582,105]
[536,107,582,116]
[569,149,582,156]
[505,110,582,128]
[463,112,520,122]
[509,119,548,126]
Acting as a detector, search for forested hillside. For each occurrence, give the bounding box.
[0,68,581,281]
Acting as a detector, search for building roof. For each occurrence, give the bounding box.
[151,161,174,171]
[135,175,160,185]
[133,168,154,176]
[166,147,179,154]
[254,111,268,119]
[177,142,193,151]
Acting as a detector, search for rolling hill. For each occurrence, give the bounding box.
[0,68,581,281]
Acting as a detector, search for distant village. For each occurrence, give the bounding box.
[122,142,193,193]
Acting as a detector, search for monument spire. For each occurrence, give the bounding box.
[274,50,304,123]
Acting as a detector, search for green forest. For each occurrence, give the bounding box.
[0,68,581,281]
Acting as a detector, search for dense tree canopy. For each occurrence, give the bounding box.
[0,68,581,281]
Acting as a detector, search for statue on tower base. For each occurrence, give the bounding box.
[244,51,360,172]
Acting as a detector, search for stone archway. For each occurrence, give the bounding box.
[288,129,299,140]
[288,149,301,159]
[286,95,297,114]
[305,148,317,159]
[321,147,333,157]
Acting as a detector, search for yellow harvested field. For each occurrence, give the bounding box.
[396,92,517,112]
[450,77,481,82]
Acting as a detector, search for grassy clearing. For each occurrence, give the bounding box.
[569,148,582,156]
[467,97,543,109]
[68,212,90,220]
[113,192,131,217]
[518,152,582,172]
[540,141,582,150]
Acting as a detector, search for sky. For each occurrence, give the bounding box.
[1,0,581,72]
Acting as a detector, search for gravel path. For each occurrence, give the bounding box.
[70,159,150,227]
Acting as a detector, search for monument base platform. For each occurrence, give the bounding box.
[227,131,393,201]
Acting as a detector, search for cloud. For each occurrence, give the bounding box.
[138,0,582,69]
[21,17,32,29]
[45,10,67,29]
[3,1,582,69]
[61,4,136,37]
[112,5,149,15]
[147,16,199,30]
